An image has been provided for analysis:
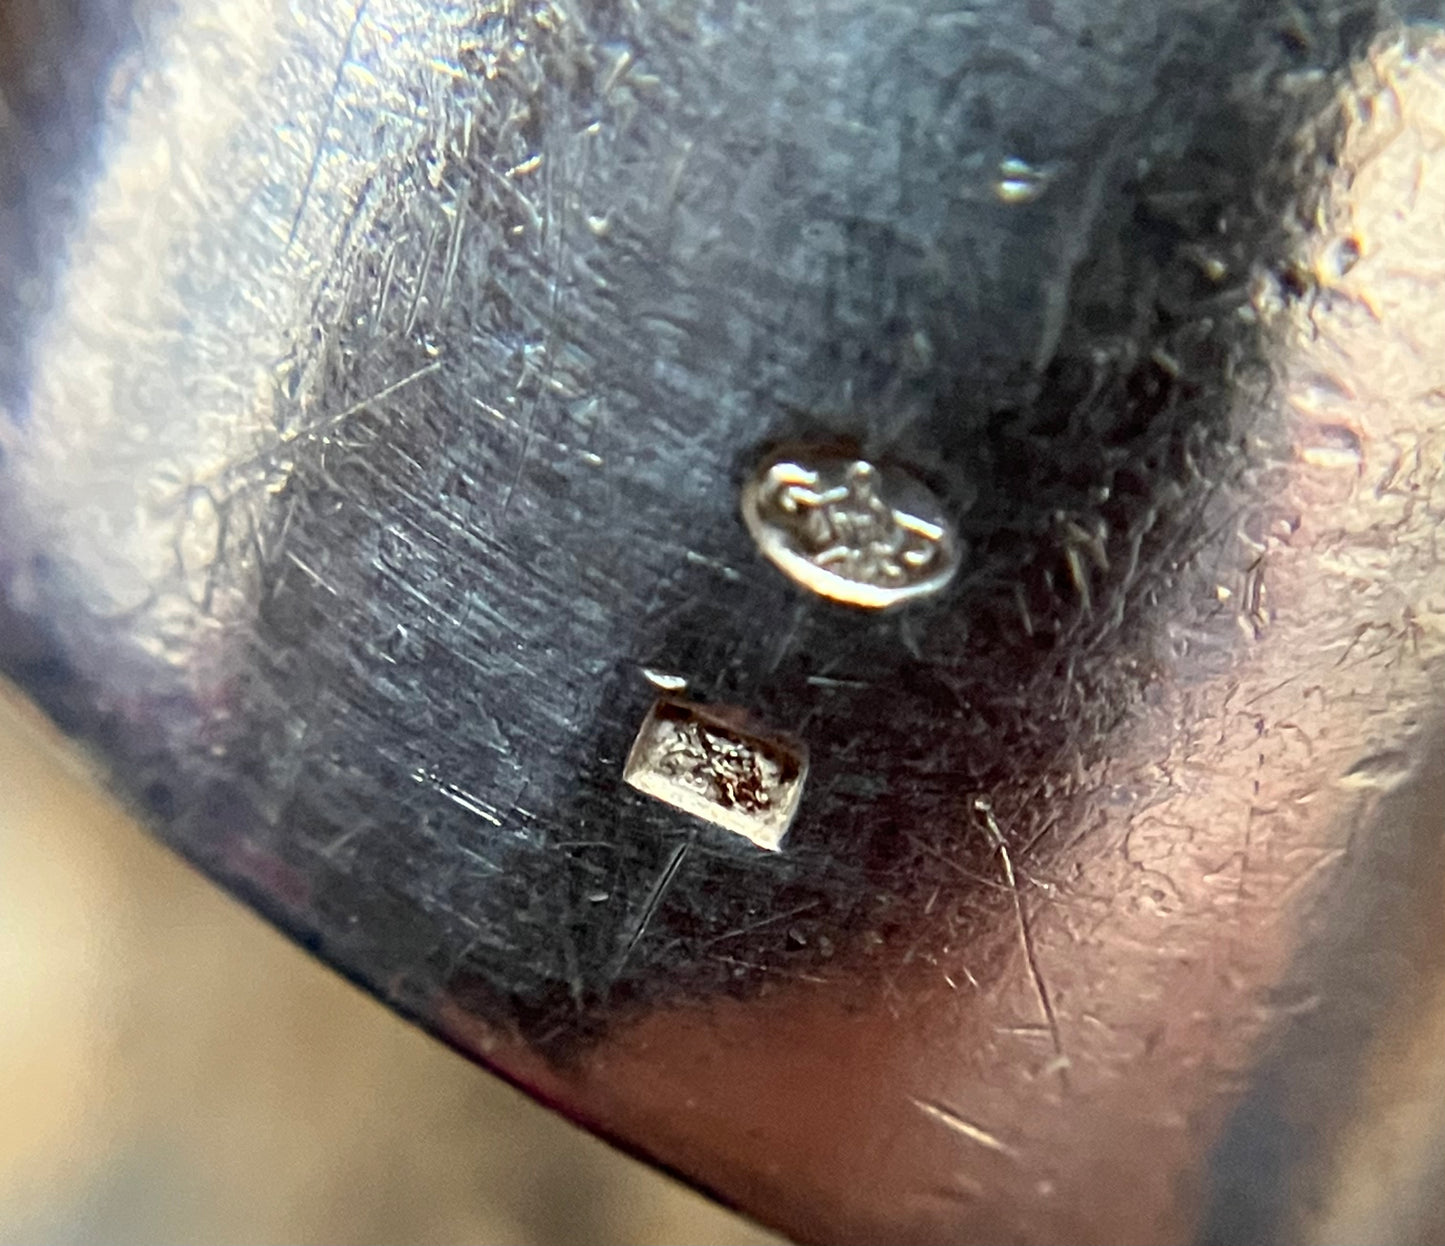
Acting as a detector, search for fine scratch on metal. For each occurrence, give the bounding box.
[373,237,403,330]
[437,786,503,828]
[612,834,694,980]
[765,599,810,674]
[287,0,370,248]
[904,831,1022,897]
[701,900,822,948]
[713,954,828,985]
[975,797,1069,1086]
[912,1098,1021,1159]
[284,549,340,596]
[439,193,471,312]
[403,219,442,339]
[500,294,564,517]
[284,359,443,445]
[501,129,572,518]
[410,764,507,829]
[498,383,539,518]
[210,358,445,502]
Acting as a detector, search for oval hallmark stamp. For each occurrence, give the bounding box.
[741,449,959,608]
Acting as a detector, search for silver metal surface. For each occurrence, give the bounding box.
[3,0,1445,1242]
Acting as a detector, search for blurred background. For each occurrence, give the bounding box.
[0,690,781,1245]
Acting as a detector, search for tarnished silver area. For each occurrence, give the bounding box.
[623,699,806,851]
[740,451,959,609]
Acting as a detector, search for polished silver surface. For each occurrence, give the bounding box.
[741,451,961,608]
[3,0,1445,1242]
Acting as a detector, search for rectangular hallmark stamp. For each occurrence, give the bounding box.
[622,698,808,851]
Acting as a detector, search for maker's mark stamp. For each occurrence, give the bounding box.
[741,449,959,608]
[623,699,807,851]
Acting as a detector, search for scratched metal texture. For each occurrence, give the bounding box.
[5,0,1445,1242]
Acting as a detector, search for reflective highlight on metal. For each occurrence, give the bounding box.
[623,699,806,851]
[741,450,960,608]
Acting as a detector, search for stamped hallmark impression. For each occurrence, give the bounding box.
[623,699,808,851]
[742,449,960,608]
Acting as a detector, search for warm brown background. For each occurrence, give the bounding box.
[0,691,781,1245]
